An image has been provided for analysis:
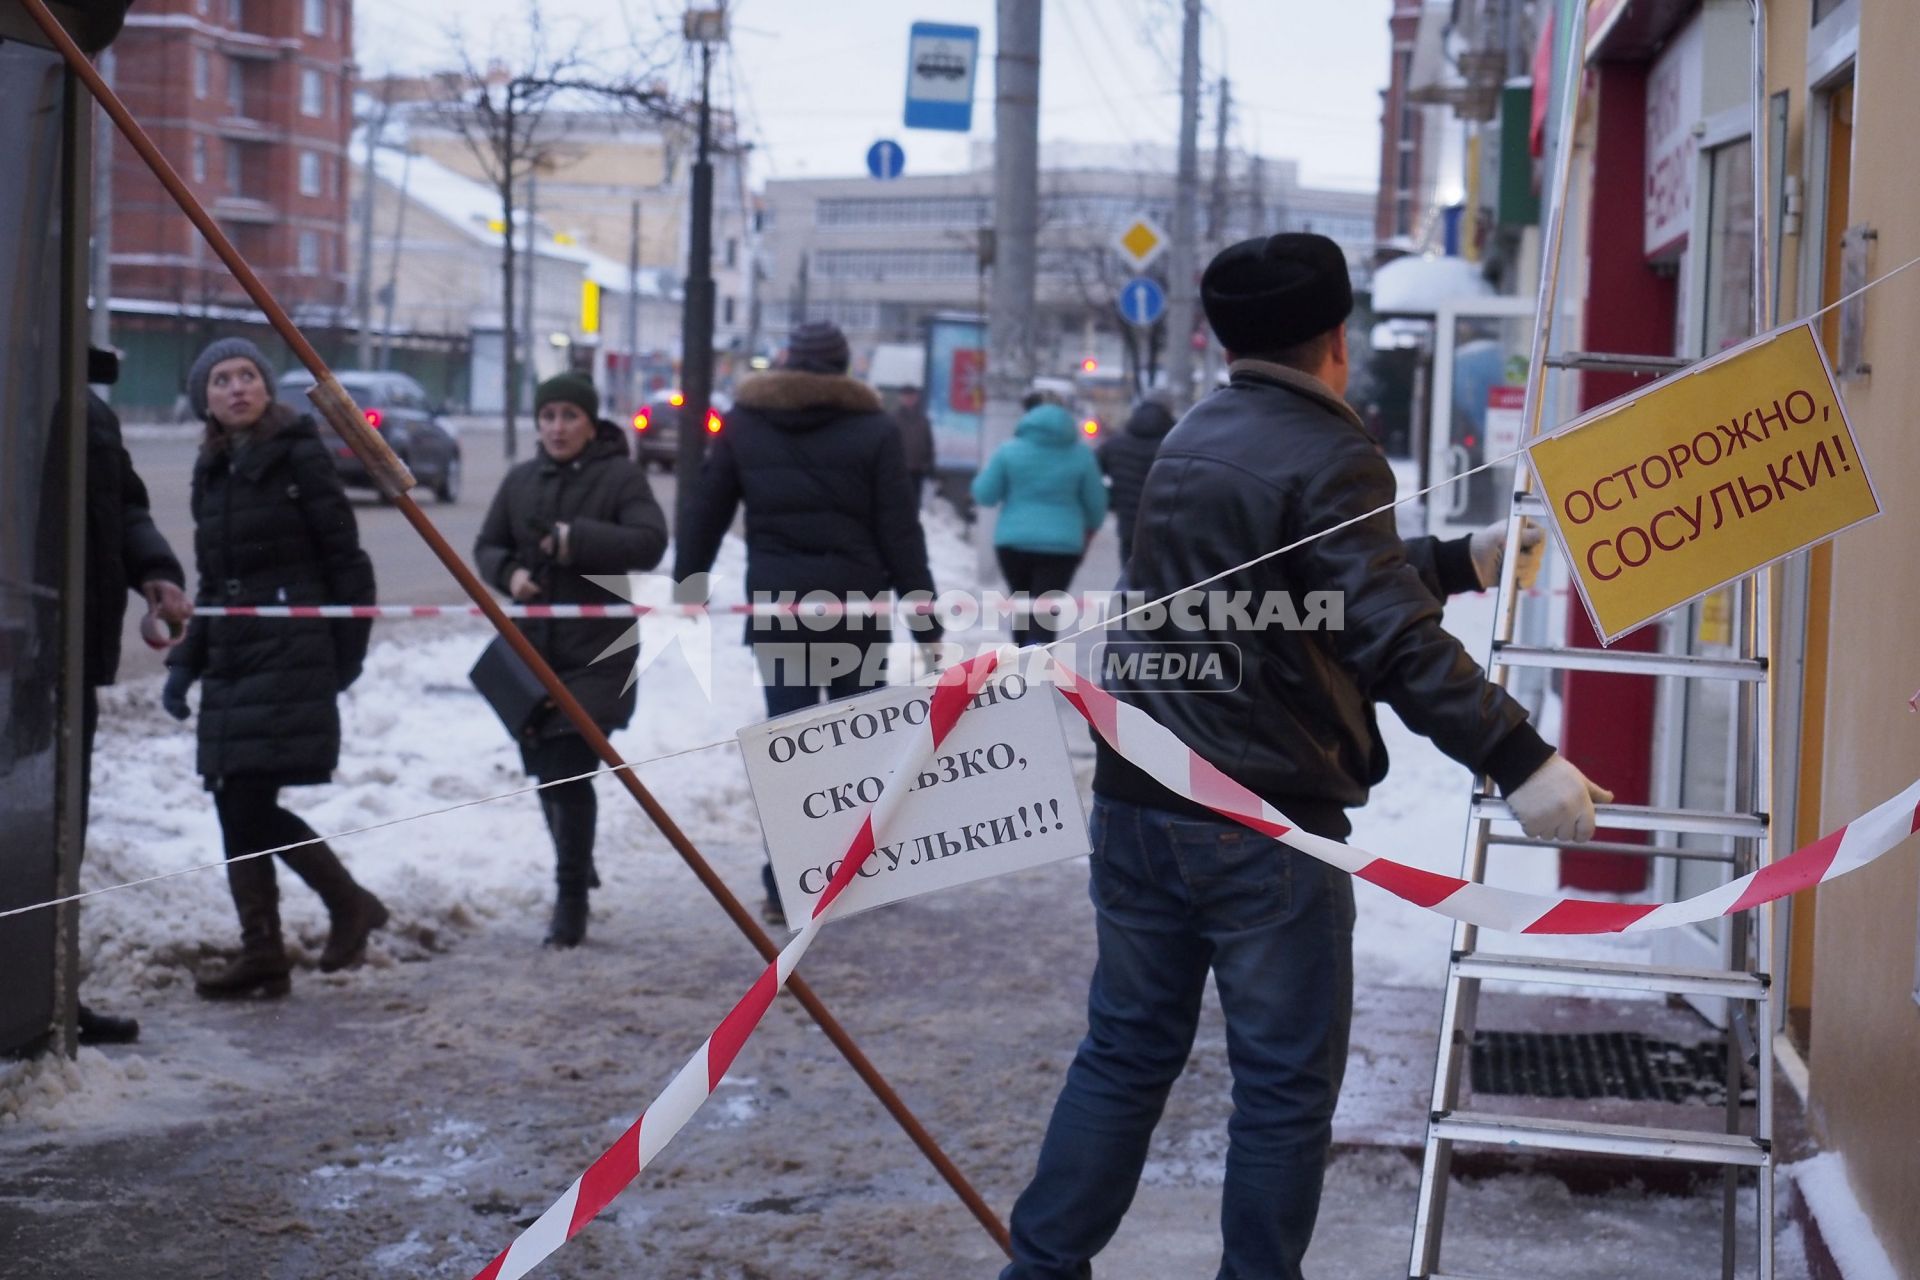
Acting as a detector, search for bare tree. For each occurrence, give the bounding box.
[430,2,675,457]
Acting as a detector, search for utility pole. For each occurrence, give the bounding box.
[500,81,521,459]
[981,0,1041,588]
[355,96,388,370]
[1164,0,1202,411]
[523,160,539,399]
[625,199,641,421]
[89,49,114,366]
[679,7,727,538]
[1201,75,1230,391]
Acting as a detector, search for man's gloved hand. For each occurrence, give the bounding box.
[1469,518,1546,590]
[161,666,196,722]
[1505,752,1613,843]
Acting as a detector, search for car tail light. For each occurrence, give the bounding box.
[705,409,723,434]
[633,407,650,432]
[669,392,686,408]
[1081,418,1100,437]
[364,408,383,429]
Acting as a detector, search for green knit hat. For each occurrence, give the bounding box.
[534,371,599,420]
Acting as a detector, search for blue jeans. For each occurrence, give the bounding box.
[1003,797,1355,1280]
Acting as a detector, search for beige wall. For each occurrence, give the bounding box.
[1791,2,1920,1275]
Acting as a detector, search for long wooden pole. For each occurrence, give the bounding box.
[17,0,1009,1255]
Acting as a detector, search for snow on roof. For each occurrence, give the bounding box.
[352,132,670,300]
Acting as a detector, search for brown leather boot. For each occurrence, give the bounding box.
[281,842,390,972]
[196,856,290,1000]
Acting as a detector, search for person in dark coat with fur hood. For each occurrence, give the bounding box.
[673,320,939,924]
[1097,396,1176,563]
[162,337,386,1000]
[474,372,669,947]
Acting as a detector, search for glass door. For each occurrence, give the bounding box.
[1427,297,1538,540]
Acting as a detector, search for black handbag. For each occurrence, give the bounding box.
[469,635,551,739]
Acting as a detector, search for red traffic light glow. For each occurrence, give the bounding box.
[633,407,651,431]
[705,409,724,434]
[1080,358,1098,373]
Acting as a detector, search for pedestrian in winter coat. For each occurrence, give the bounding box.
[162,337,387,1001]
[1096,397,1175,563]
[970,402,1109,646]
[73,348,195,1041]
[474,371,668,948]
[891,384,936,506]
[1000,235,1603,1280]
[674,320,939,925]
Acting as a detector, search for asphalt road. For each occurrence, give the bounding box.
[115,424,680,685]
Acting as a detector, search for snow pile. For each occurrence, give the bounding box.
[1788,1152,1901,1280]
[0,1047,149,1130]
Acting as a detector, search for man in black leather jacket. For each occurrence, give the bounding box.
[1001,234,1609,1280]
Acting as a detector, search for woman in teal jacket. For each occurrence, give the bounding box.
[972,402,1110,645]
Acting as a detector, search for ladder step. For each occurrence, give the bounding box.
[1452,952,1769,999]
[1491,643,1766,681]
[1473,797,1766,839]
[1542,351,1695,373]
[1430,1112,1769,1166]
[1485,833,1739,862]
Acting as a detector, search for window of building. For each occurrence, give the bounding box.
[303,0,326,36]
[226,60,244,115]
[298,230,320,274]
[1812,0,1846,23]
[191,135,208,182]
[195,0,209,14]
[814,195,990,229]
[812,248,978,281]
[227,0,243,28]
[723,296,736,325]
[1396,149,1414,191]
[194,49,209,98]
[299,150,322,197]
[226,142,242,193]
[1702,137,1756,355]
[724,238,738,269]
[300,69,324,117]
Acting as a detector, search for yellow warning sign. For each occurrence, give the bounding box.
[1528,323,1879,642]
[1115,217,1167,270]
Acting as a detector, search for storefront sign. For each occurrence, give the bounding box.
[1529,323,1879,642]
[738,671,1088,927]
[1645,15,1703,257]
[1485,384,1527,456]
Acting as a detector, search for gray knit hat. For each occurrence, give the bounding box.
[783,321,851,375]
[188,336,276,420]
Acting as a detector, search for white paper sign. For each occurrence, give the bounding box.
[737,670,1088,928]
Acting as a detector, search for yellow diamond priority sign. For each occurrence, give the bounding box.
[1116,216,1167,270]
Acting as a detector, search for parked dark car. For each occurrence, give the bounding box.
[628,389,726,470]
[276,370,463,502]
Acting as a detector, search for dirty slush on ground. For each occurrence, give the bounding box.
[0,826,1182,1279]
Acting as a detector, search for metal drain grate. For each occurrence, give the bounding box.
[1469,1030,1731,1105]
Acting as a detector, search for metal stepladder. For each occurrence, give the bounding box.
[1408,2,1780,1277]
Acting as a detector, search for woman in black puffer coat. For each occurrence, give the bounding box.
[474,372,668,948]
[163,337,385,1001]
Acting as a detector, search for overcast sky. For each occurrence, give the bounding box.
[359,0,1390,193]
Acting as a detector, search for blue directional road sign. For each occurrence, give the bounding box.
[866,138,906,181]
[1117,276,1167,328]
[904,22,980,132]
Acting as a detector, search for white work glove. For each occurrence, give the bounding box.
[1469,518,1546,590]
[1505,753,1614,843]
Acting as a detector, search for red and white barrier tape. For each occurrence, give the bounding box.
[468,652,1005,1280]
[189,602,933,619]
[1040,653,1920,934]
[467,647,1920,1277]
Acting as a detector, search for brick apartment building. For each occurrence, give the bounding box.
[110,0,354,408]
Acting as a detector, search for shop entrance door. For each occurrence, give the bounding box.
[1426,297,1537,539]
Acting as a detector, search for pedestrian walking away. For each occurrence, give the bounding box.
[1000,234,1610,1280]
[164,337,389,1001]
[1096,396,1176,565]
[971,401,1108,646]
[674,320,939,927]
[891,383,936,508]
[474,371,668,948]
